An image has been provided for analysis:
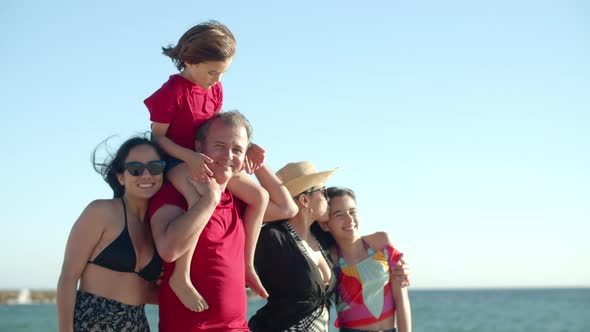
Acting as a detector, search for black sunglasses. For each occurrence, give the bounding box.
[123,160,166,176]
[303,186,327,199]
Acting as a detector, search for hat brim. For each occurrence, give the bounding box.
[283,169,336,196]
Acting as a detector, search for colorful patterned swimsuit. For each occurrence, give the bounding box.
[334,239,402,328]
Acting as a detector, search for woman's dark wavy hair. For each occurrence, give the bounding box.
[92,134,165,198]
[162,20,236,71]
[311,187,358,250]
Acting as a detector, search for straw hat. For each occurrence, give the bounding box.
[276,161,337,196]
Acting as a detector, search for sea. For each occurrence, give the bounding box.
[1,288,589,332]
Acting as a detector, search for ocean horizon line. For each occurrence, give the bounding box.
[1,285,589,292]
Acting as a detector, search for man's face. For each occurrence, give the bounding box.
[196,119,248,186]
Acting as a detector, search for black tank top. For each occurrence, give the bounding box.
[88,199,162,281]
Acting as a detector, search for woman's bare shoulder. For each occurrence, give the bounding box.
[76,199,120,226]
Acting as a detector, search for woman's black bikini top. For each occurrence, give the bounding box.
[88,199,162,281]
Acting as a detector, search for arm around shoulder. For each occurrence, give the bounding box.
[364,231,394,251]
[365,231,409,285]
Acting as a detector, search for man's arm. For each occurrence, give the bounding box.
[151,180,221,262]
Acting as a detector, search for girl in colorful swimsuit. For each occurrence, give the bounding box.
[57,136,165,332]
[316,187,412,332]
[144,20,270,312]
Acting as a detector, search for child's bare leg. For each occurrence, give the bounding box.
[166,164,209,311]
[243,205,269,298]
[168,250,208,311]
[228,173,269,298]
[167,163,201,207]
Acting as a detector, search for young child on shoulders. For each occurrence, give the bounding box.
[144,20,269,312]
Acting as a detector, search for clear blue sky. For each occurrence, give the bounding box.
[1,0,588,289]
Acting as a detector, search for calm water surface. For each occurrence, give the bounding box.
[1,288,588,332]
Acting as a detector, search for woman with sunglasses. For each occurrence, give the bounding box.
[248,161,338,332]
[57,136,166,332]
[315,187,411,332]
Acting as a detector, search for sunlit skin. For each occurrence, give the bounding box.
[152,80,271,312]
[181,58,233,90]
[161,119,252,313]
[305,185,332,286]
[149,118,297,316]
[117,145,165,200]
[151,57,238,313]
[326,195,361,244]
[291,184,332,286]
[197,121,271,295]
[194,119,248,187]
[56,144,164,332]
[82,145,164,302]
[307,185,329,227]
[320,193,412,332]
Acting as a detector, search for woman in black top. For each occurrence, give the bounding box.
[249,161,338,332]
[57,136,165,332]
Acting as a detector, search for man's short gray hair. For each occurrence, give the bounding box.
[195,110,253,148]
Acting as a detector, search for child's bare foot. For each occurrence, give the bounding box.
[169,274,209,312]
[245,265,268,298]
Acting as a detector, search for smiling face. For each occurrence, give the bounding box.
[195,118,248,186]
[182,58,233,90]
[325,194,361,243]
[116,144,164,200]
